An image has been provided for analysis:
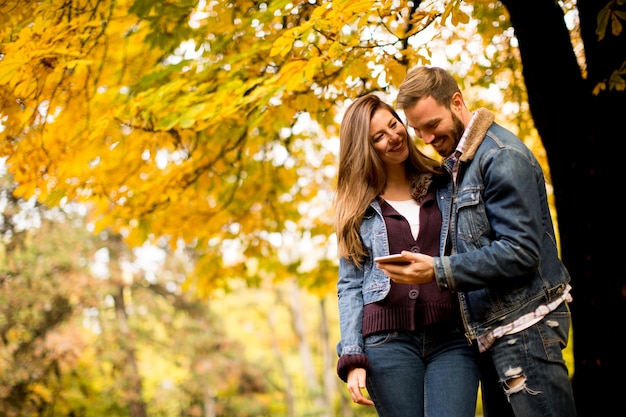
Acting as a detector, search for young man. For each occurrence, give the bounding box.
[377,66,576,417]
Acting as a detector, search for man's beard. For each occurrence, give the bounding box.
[451,112,466,147]
[436,112,466,157]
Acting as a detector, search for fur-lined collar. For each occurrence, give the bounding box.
[456,108,495,162]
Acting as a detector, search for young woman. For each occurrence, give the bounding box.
[334,94,479,417]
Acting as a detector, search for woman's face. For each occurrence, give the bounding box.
[370,108,409,167]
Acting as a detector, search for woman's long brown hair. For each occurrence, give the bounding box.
[333,94,443,267]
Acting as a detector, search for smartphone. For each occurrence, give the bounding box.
[374,254,410,265]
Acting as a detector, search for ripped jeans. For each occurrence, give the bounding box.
[479,302,577,417]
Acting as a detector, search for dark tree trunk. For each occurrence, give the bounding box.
[500,0,626,416]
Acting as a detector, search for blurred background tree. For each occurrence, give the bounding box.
[0,175,277,416]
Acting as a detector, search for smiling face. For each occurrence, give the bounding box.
[403,94,466,158]
[369,108,409,167]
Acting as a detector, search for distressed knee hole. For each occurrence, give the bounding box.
[503,367,523,379]
[505,375,525,391]
[502,367,526,394]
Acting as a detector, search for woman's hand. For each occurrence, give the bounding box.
[346,368,374,406]
[376,250,436,284]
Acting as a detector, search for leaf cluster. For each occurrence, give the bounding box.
[1,0,616,295]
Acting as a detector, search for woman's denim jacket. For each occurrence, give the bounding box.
[433,108,571,341]
[336,199,390,357]
[335,174,433,357]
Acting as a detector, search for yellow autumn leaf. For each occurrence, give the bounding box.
[270,29,296,57]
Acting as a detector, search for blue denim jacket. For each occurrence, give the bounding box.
[336,173,435,358]
[336,199,392,356]
[434,109,571,341]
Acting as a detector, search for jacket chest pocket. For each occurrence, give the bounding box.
[455,188,490,245]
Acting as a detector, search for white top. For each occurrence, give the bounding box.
[385,199,420,240]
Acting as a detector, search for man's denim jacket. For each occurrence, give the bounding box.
[434,108,571,341]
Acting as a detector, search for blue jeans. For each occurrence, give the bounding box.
[479,302,577,417]
[364,326,479,417]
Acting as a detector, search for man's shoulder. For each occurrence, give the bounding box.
[483,122,527,150]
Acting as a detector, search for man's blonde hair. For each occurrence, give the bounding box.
[396,66,461,110]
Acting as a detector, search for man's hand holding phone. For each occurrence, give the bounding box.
[373,253,411,265]
[375,251,436,285]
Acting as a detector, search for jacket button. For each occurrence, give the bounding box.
[409,289,419,299]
